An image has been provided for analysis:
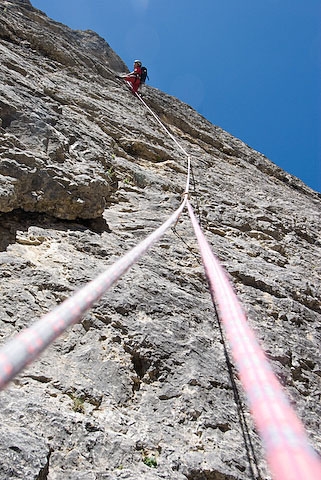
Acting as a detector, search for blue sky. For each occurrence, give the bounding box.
[31,0,321,193]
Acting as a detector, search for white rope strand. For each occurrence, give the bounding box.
[135,91,191,195]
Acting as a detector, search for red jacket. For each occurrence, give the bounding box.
[132,65,142,79]
[124,64,142,93]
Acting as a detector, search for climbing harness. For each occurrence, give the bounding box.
[0,84,320,480]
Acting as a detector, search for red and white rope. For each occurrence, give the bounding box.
[186,199,321,480]
[0,87,320,479]
[0,200,186,390]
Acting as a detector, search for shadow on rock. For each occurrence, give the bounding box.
[0,209,111,251]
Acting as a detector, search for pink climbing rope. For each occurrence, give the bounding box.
[186,199,321,480]
[0,200,186,390]
[0,86,319,480]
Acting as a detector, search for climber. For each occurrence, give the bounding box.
[116,60,142,94]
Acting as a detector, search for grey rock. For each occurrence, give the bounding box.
[0,426,50,480]
[0,1,320,479]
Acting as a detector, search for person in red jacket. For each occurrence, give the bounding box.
[117,60,142,93]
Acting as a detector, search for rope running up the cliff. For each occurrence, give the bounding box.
[0,86,320,480]
[135,90,321,480]
[134,90,260,479]
[133,89,192,198]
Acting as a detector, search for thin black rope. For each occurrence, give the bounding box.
[211,299,263,480]
[190,164,202,225]
[171,225,201,263]
[171,163,202,260]
[133,88,263,478]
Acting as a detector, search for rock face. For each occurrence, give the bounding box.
[0,1,320,479]
[0,0,125,220]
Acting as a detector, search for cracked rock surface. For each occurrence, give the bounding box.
[0,1,320,479]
